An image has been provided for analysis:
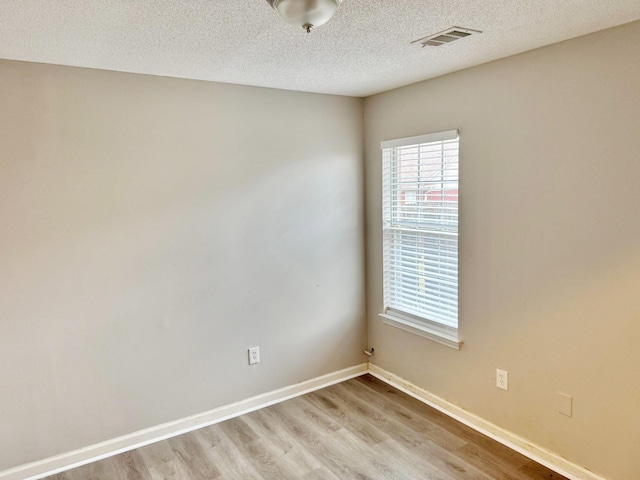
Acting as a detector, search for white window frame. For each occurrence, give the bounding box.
[379,130,462,349]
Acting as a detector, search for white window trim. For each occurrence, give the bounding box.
[379,311,462,350]
[380,129,462,350]
[380,130,458,150]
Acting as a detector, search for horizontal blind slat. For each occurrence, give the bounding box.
[384,259,458,280]
[385,288,458,312]
[386,284,458,304]
[384,252,458,269]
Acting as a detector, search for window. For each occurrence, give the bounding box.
[380,130,461,349]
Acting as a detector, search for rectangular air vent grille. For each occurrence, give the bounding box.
[412,27,481,47]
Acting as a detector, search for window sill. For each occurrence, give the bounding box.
[379,313,462,350]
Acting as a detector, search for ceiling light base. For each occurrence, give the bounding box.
[266,0,343,32]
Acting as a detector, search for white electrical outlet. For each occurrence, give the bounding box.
[558,392,573,417]
[248,346,260,365]
[496,369,508,390]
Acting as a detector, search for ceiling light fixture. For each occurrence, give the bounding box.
[266,0,343,33]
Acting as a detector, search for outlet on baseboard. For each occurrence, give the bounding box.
[248,347,260,365]
[496,369,508,390]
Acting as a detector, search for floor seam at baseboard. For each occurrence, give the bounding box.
[0,362,607,480]
[0,363,369,480]
[367,363,608,480]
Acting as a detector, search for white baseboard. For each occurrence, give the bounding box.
[1,362,607,480]
[0,364,368,480]
[368,364,608,480]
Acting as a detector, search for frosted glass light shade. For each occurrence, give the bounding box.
[266,0,342,32]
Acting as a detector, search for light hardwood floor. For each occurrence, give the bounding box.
[47,375,568,479]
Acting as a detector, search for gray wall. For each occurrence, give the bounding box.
[364,21,640,480]
[0,60,366,470]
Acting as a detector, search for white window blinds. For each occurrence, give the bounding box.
[382,130,459,330]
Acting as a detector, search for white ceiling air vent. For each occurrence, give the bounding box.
[412,27,482,47]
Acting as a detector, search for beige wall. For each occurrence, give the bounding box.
[3,19,640,479]
[364,21,640,480]
[0,61,366,470]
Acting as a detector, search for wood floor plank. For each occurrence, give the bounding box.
[167,432,222,479]
[451,442,532,480]
[243,408,323,473]
[269,401,386,480]
[519,459,570,479]
[114,452,153,480]
[238,437,311,479]
[341,376,467,451]
[302,466,342,480]
[413,439,494,480]
[146,458,191,480]
[354,375,529,465]
[323,428,412,480]
[356,376,543,474]
[194,428,262,480]
[305,387,390,447]
[58,451,149,480]
[217,417,259,447]
[370,439,454,480]
[43,375,569,480]
[332,381,452,450]
[281,395,421,480]
[285,396,344,435]
[137,441,187,480]
[62,454,121,480]
[195,423,227,449]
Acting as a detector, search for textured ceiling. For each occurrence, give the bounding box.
[1,0,639,97]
